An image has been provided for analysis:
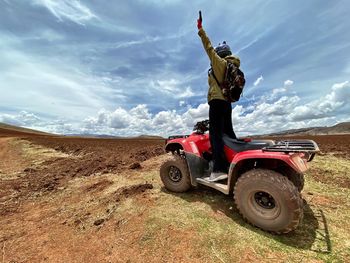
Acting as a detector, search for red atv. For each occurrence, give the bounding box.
[160,120,319,234]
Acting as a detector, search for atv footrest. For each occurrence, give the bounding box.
[196,178,229,195]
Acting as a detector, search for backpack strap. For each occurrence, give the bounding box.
[208,68,221,87]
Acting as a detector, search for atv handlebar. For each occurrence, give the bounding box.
[193,119,209,134]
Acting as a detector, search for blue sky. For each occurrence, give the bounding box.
[0,0,349,136]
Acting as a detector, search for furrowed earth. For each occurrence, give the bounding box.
[0,128,349,262]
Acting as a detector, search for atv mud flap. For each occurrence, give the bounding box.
[184,152,209,186]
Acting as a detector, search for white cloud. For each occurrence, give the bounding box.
[0,33,196,128]
[2,81,349,137]
[151,79,195,99]
[178,87,194,98]
[236,28,272,54]
[228,80,349,135]
[156,79,179,92]
[113,31,192,49]
[81,104,201,137]
[327,81,350,103]
[32,0,97,25]
[114,36,162,49]
[260,79,293,102]
[284,79,294,86]
[109,108,130,129]
[290,80,350,121]
[0,111,41,126]
[234,80,349,134]
[129,104,152,120]
[271,87,287,97]
[183,103,208,119]
[254,75,264,86]
[0,43,125,120]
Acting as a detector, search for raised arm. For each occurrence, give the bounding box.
[197,11,226,78]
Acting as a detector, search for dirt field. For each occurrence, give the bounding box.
[1,130,349,262]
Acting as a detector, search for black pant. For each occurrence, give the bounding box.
[209,99,236,173]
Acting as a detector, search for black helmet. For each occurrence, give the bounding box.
[214,41,232,58]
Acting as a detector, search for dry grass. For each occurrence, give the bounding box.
[13,138,72,162]
[136,154,350,262]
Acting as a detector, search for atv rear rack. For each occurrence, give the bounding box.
[263,140,319,152]
[263,139,319,153]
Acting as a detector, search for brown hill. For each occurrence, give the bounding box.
[0,123,53,137]
[268,122,350,136]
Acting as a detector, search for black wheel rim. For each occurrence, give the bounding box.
[168,166,182,182]
[254,191,276,209]
[248,190,281,220]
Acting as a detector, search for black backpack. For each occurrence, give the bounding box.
[210,62,246,102]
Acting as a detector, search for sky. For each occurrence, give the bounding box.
[0,0,350,137]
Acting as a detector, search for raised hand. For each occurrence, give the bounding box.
[197,10,202,30]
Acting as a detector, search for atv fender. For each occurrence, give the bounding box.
[227,150,308,193]
[233,150,307,172]
[184,152,209,186]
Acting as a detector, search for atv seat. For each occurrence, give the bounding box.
[223,134,274,153]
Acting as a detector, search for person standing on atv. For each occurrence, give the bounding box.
[197,12,240,182]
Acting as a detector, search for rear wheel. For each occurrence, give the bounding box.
[288,171,305,192]
[280,167,305,192]
[160,154,191,193]
[234,169,303,234]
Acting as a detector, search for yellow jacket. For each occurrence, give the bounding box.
[198,28,241,102]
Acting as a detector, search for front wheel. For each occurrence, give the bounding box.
[234,169,303,234]
[160,155,191,193]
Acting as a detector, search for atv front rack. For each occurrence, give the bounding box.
[167,135,190,140]
[262,140,319,161]
[166,135,190,144]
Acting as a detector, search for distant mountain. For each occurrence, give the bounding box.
[136,135,165,140]
[64,133,122,138]
[0,123,165,139]
[267,122,350,136]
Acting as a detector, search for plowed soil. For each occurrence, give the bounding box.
[1,128,349,262]
[26,136,165,177]
[0,135,164,214]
